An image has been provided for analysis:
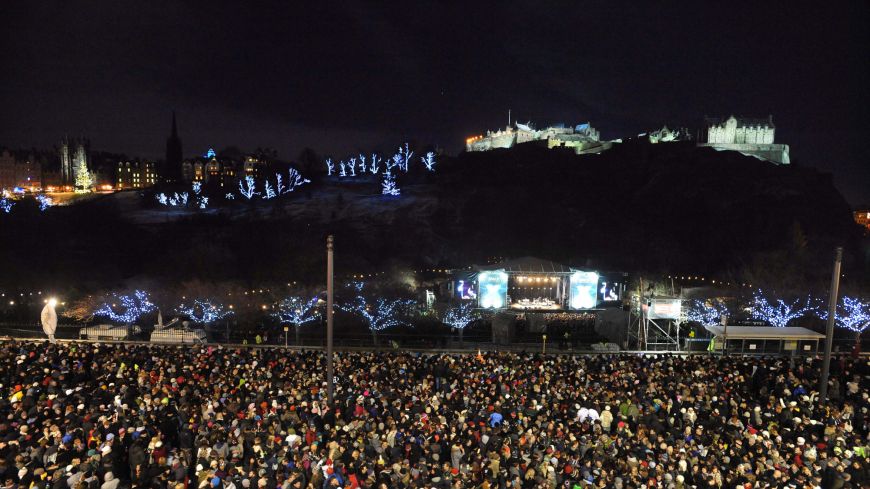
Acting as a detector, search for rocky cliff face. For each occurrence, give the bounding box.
[0,141,862,288]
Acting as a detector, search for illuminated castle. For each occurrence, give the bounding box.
[466,121,610,155]
[699,115,789,165]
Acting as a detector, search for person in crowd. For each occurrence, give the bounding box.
[0,341,866,488]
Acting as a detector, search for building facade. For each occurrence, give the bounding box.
[117,161,157,189]
[466,122,610,155]
[0,149,43,191]
[0,150,15,189]
[699,115,790,165]
[855,210,870,233]
[182,149,240,187]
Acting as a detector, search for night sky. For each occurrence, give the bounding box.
[2,2,868,205]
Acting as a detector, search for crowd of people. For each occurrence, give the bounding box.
[0,341,867,488]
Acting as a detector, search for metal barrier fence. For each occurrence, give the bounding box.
[1,321,865,354]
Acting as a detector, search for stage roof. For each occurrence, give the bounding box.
[478,256,574,274]
[703,325,824,341]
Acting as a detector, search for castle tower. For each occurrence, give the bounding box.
[164,111,183,182]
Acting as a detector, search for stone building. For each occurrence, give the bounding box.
[0,150,16,189]
[182,149,240,187]
[648,126,691,144]
[117,161,157,189]
[466,121,610,155]
[699,115,789,164]
[0,149,42,191]
[854,210,870,233]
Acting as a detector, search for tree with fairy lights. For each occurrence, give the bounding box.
[686,299,729,326]
[176,299,233,326]
[398,143,413,172]
[818,296,870,334]
[382,171,400,196]
[282,168,309,193]
[239,175,258,199]
[442,302,479,342]
[0,196,14,213]
[92,290,157,324]
[263,180,276,200]
[36,194,54,211]
[421,151,436,172]
[340,282,414,345]
[750,291,818,328]
[74,158,93,193]
[272,295,321,346]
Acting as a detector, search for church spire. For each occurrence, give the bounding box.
[164,110,183,182]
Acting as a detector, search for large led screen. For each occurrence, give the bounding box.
[478,270,508,309]
[569,271,599,309]
[599,282,621,301]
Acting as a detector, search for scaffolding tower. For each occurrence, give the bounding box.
[627,288,685,351]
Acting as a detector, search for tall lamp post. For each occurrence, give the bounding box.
[326,235,335,407]
[819,246,843,403]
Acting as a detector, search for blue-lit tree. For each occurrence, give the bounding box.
[340,283,414,345]
[398,143,413,172]
[388,154,402,174]
[225,193,235,200]
[93,290,157,324]
[176,299,233,326]
[192,181,202,195]
[818,296,870,334]
[263,180,276,199]
[358,154,367,173]
[326,158,335,176]
[272,296,321,345]
[283,168,310,193]
[179,192,189,206]
[239,175,258,199]
[0,197,12,213]
[421,152,436,172]
[442,302,479,342]
[370,154,381,174]
[339,161,347,177]
[382,171,400,196]
[36,194,54,211]
[348,157,357,176]
[199,196,209,209]
[750,291,818,328]
[686,299,729,326]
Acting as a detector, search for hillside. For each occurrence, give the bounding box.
[0,141,863,292]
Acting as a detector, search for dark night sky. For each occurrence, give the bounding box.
[2,1,868,204]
